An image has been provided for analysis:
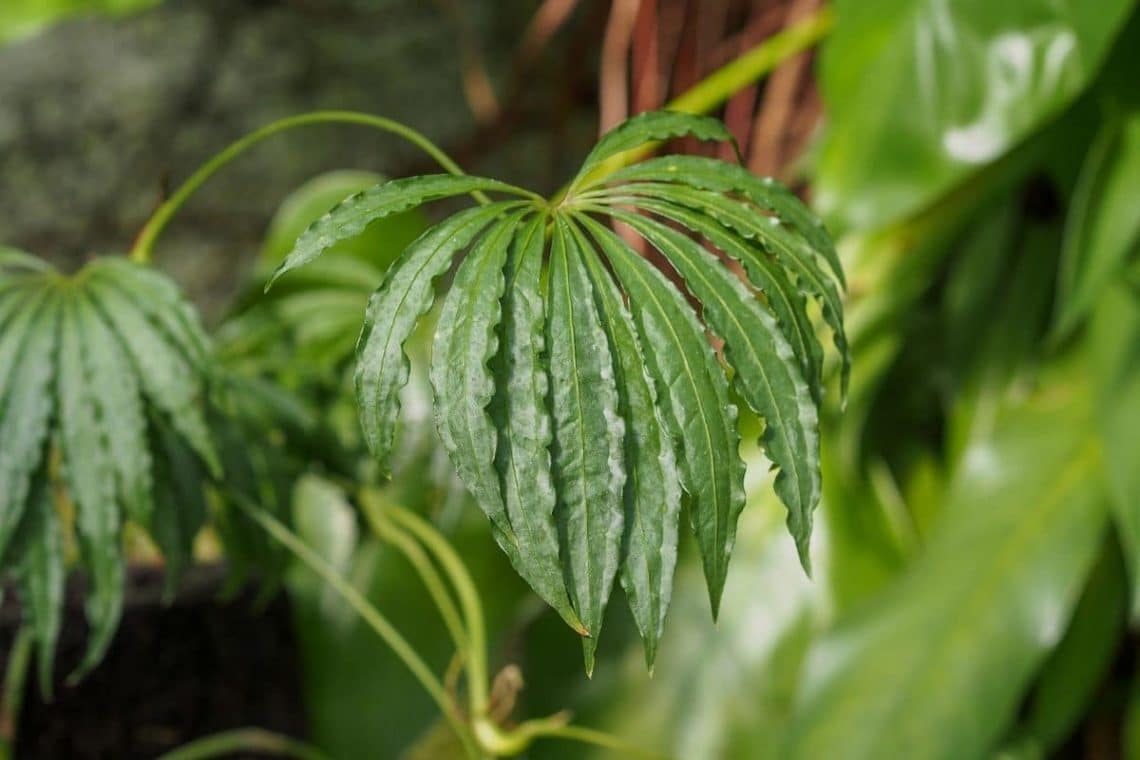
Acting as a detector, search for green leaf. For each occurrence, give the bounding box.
[1018,544,1127,753]
[431,212,527,549]
[547,218,627,670]
[12,469,65,696]
[1089,285,1140,619]
[57,293,124,680]
[577,213,745,617]
[488,215,581,631]
[270,175,538,287]
[607,195,823,400]
[87,278,220,476]
[78,291,154,525]
[89,258,213,369]
[0,290,58,563]
[571,110,736,189]
[604,155,845,289]
[355,203,519,473]
[1056,112,1140,337]
[622,181,849,399]
[606,209,821,571]
[0,246,54,273]
[785,371,1106,760]
[567,218,681,668]
[815,0,1134,232]
[149,410,209,597]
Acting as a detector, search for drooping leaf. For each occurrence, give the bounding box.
[78,291,153,525]
[577,213,746,617]
[149,410,209,597]
[568,219,682,668]
[87,277,220,476]
[547,219,627,670]
[270,175,538,287]
[0,290,58,563]
[11,468,65,696]
[606,209,821,571]
[57,292,124,679]
[489,214,580,631]
[604,155,845,289]
[356,203,521,473]
[89,257,213,369]
[608,195,824,400]
[571,111,736,189]
[597,181,849,399]
[431,212,527,549]
[785,368,1105,760]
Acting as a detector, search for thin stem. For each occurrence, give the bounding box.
[556,7,834,201]
[234,497,480,759]
[377,498,491,718]
[0,628,33,760]
[358,492,469,660]
[534,724,675,760]
[129,110,485,264]
[155,728,328,760]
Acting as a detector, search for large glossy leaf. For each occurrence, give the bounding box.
[1090,285,1140,619]
[356,203,518,473]
[785,368,1105,760]
[489,215,579,631]
[569,219,682,669]
[1056,111,1140,337]
[547,219,626,670]
[815,0,1135,232]
[577,213,746,617]
[604,209,820,571]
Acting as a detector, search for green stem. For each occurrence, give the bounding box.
[531,722,674,760]
[155,728,328,760]
[377,499,491,718]
[358,492,470,661]
[667,7,833,118]
[556,7,834,201]
[234,497,480,759]
[129,110,483,264]
[0,627,33,760]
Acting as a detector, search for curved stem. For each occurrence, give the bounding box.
[358,492,469,659]
[129,110,483,264]
[155,728,328,760]
[532,724,675,760]
[377,499,491,718]
[234,497,479,759]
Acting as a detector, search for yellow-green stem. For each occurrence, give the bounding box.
[377,499,491,718]
[358,492,470,664]
[234,496,480,759]
[0,627,32,760]
[129,110,483,264]
[155,728,328,760]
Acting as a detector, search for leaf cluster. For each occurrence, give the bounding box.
[269,111,847,667]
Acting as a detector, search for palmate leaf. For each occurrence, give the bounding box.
[0,253,257,685]
[266,109,847,664]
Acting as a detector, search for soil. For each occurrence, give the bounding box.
[0,565,307,760]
